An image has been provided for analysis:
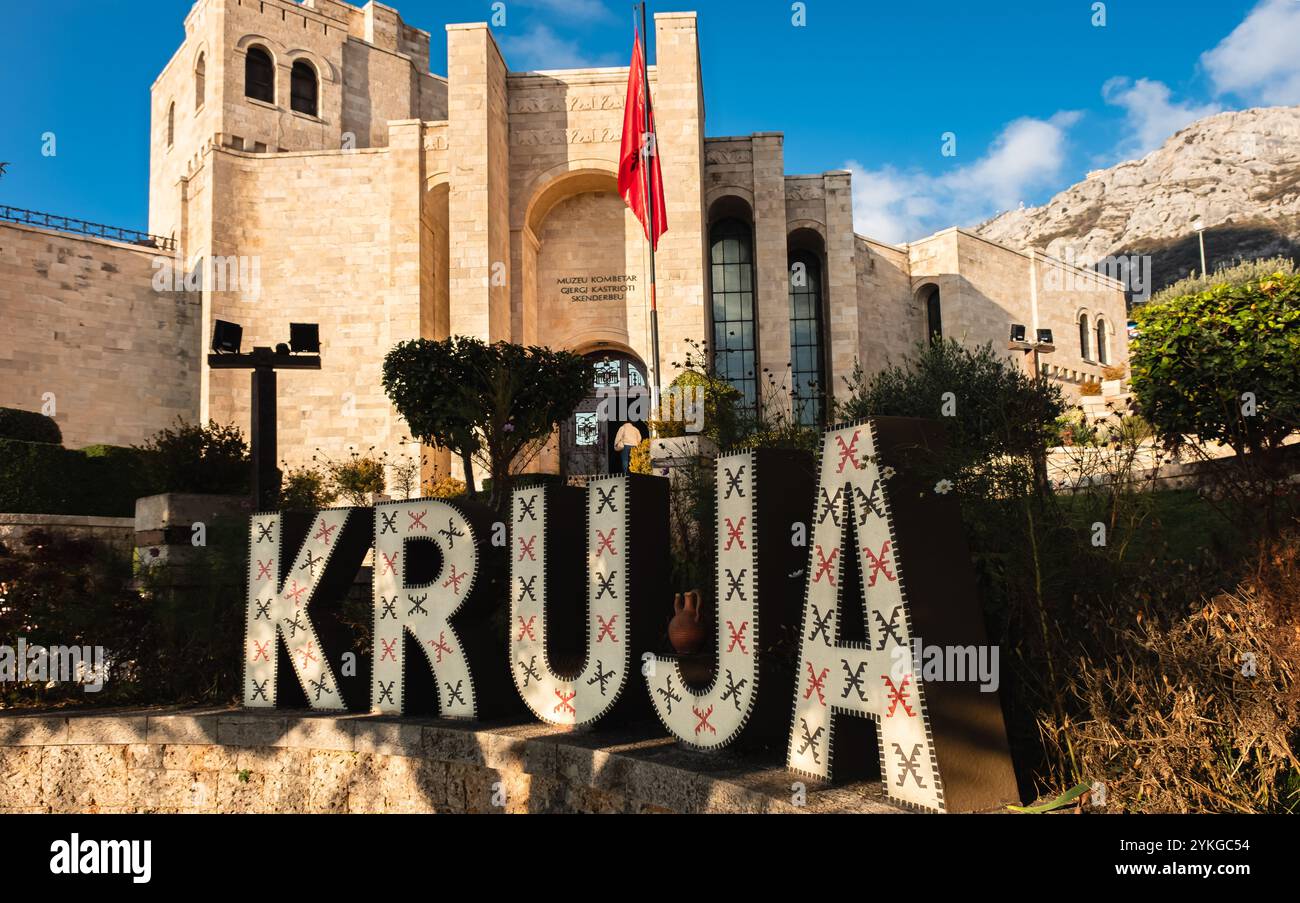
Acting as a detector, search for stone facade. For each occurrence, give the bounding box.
[0,709,902,814]
[0,0,1128,472]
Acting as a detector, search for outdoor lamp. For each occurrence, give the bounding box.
[1010,324,1027,343]
[289,322,320,354]
[211,319,243,354]
[1036,329,1054,345]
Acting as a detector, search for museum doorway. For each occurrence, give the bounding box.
[561,351,650,477]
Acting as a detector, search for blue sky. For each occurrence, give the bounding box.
[2,0,1297,243]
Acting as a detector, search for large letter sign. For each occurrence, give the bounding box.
[509,475,668,726]
[646,449,811,749]
[786,419,1019,812]
[244,507,371,710]
[371,498,511,718]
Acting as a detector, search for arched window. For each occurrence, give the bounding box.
[195,53,206,110]
[924,286,942,345]
[710,218,757,410]
[1078,313,1091,360]
[1096,318,1108,365]
[245,46,275,104]
[166,102,175,147]
[789,248,826,426]
[290,60,318,117]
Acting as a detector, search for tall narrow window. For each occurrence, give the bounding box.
[925,286,942,345]
[195,53,206,110]
[1096,318,1108,365]
[167,102,175,147]
[1078,313,1091,360]
[245,46,275,104]
[710,218,757,410]
[789,249,826,425]
[291,60,318,117]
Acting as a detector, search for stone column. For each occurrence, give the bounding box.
[752,133,791,403]
[446,23,511,342]
[652,12,708,385]
[823,171,859,403]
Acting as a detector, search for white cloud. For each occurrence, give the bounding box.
[1101,77,1222,157]
[845,112,1081,245]
[497,24,620,71]
[1202,0,1300,105]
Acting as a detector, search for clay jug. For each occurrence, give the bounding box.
[668,589,707,655]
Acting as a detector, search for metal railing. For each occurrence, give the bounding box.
[0,205,176,252]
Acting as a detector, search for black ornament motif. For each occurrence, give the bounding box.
[586,659,616,696]
[256,521,275,543]
[841,659,869,701]
[798,718,825,764]
[438,518,465,548]
[283,611,306,638]
[379,511,399,535]
[517,574,538,602]
[595,484,619,514]
[817,487,843,527]
[723,464,747,499]
[720,669,748,711]
[873,605,905,650]
[517,655,542,687]
[809,604,834,646]
[518,494,538,523]
[407,593,428,616]
[595,570,619,600]
[656,674,683,714]
[299,549,322,577]
[444,680,466,707]
[380,596,398,620]
[254,598,272,620]
[854,480,885,524]
[309,675,332,701]
[892,742,927,788]
[377,680,395,705]
[724,568,748,602]
[251,679,269,701]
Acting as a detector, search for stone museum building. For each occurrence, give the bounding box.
[0,0,1129,478]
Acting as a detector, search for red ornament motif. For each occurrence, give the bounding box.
[724,517,747,551]
[314,522,338,545]
[813,545,839,585]
[429,631,454,664]
[517,615,537,642]
[295,642,318,668]
[803,660,829,706]
[284,580,307,606]
[553,689,577,716]
[725,619,749,654]
[596,614,619,643]
[442,563,468,594]
[408,510,428,531]
[835,431,863,473]
[250,639,272,662]
[595,528,618,557]
[380,551,399,575]
[693,705,716,736]
[379,638,398,661]
[881,674,916,717]
[864,540,896,587]
[518,535,537,562]
[256,559,273,581]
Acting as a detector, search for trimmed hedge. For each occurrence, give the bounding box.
[0,407,62,445]
[0,439,156,517]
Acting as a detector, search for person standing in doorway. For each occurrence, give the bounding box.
[614,421,642,474]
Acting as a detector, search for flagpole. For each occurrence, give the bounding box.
[638,1,663,421]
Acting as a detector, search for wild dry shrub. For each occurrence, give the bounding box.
[1048,536,1300,813]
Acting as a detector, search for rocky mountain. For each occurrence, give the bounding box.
[976,106,1300,299]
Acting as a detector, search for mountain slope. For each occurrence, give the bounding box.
[976,106,1300,296]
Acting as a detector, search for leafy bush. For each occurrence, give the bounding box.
[0,407,62,444]
[325,449,386,505]
[1079,378,1102,396]
[1147,255,1296,308]
[0,439,153,516]
[277,463,338,510]
[134,419,250,495]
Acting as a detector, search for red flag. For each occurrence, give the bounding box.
[618,27,667,251]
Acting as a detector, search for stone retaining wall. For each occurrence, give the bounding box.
[0,708,900,814]
[0,513,135,555]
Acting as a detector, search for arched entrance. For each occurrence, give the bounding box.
[561,350,650,476]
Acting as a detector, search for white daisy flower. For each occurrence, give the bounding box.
[934,479,954,495]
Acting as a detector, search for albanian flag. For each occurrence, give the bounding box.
[618,27,667,251]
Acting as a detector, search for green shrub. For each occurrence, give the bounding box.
[0,407,62,444]
[325,449,386,505]
[134,419,250,495]
[277,463,338,510]
[1147,255,1296,308]
[0,439,152,516]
